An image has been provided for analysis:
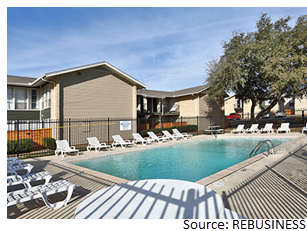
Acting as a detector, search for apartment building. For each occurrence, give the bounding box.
[7,61,224,134]
[7,61,146,121]
[137,85,224,130]
[225,94,307,117]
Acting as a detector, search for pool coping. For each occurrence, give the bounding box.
[52,133,307,186]
[196,134,307,185]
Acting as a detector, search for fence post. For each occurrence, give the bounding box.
[161,116,163,129]
[197,116,199,134]
[302,111,305,125]
[16,119,19,158]
[108,117,110,145]
[181,116,182,127]
[69,118,71,145]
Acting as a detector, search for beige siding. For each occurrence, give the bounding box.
[224,96,236,115]
[198,94,224,129]
[178,95,197,117]
[295,96,307,110]
[59,69,134,119]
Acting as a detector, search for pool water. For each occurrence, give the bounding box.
[73,138,291,182]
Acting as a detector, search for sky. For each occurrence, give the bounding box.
[6,6,307,91]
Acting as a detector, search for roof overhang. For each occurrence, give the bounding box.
[137,85,209,99]
[31,61,147,89]
[7,82,33,87]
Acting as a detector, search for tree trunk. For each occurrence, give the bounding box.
[249,100,257,126]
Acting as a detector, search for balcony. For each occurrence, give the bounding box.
[137,104,180,116]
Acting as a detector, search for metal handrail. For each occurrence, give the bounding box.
[249,140,275,158]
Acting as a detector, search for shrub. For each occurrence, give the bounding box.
[7,138,33,154]
[42,137,56,150]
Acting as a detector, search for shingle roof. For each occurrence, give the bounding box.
[7,75,37,86]
[137,85,209,98]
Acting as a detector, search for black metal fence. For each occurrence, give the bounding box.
[226,109,307,129]
[6,111,306,158]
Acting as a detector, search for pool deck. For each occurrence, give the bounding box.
[7,133,307,219]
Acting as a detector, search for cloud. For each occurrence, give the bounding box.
[7,7,307,91]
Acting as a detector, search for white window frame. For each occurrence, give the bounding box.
[30,89,39,109]
[7,87,41,111]
[42,85,51,110]
[7,87,14,110]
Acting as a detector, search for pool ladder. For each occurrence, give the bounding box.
[249,140,275,158]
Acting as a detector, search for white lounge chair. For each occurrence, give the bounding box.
[244,124,259,134]
[132,133,153,145]
[277,123,291,134]
[7,180,75,210]
[87,137,111,152]
[162,130,178,141]
[302,123,307,133]
[7,163,33,175]
[147,131,168,143]
[7,157,19,161]
[55,140,79,157]
[111,135,134,149]
[258,123,274,134]
[7,158,23,167]
[7,170,52,188]
[231,124,245,134]
[172,128,192,139]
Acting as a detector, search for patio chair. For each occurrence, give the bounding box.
[111,135,134,149]
[277,123,291,134]
[244,124,259,134]
[7,180,75,210]
[172,128,193,139]
[7,158,23,167]
[258,123,274,134]
[132,133,154,145]
[55,140,79,157]
[7,163,33,175]
[302,123,307,133]
[231,124,245,134]
[87,137,111,152]
[7,170,52,188]
[147,131,168,143]
[162,130,178,141]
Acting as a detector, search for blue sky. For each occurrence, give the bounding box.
[7,7,307,91]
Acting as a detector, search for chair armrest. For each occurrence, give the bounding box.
[7,170,18,176]
[70,146,76,149]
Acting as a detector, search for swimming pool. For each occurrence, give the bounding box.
[73,138,292,182]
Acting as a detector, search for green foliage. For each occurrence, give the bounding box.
[139,125,197,137]
[206,13,307,122]
[42,137,56,150]
[7,138,33,154]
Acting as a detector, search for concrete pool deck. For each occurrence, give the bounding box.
[7,133,307,219]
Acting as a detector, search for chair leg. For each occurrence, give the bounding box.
[39,184,75,210]
[86,145,91,152]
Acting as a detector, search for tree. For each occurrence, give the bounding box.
[205,13,307,123]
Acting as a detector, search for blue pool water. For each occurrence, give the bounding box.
[73,138,291,182]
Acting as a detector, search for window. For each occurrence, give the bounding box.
[236,99,243,108]
[7,87,40,110]
[42,85,51,109]
[7,87,13,109]
[30,89,38,109]
[15,88,27,109]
